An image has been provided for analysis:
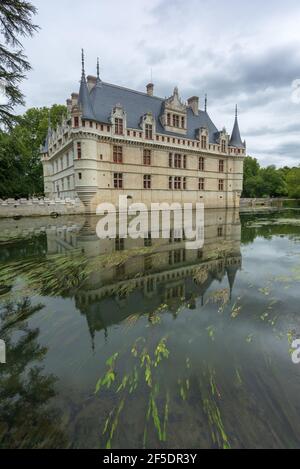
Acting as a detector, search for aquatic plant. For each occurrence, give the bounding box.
[95,336,171,448]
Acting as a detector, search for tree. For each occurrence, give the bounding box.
[242,156,262,197]
[260,166,288,197]
[286,168,300,198]
[242,156,288,198]
[0,1,39,127]
[0,104,67,198]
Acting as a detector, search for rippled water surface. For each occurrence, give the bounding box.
[0,208,300,449]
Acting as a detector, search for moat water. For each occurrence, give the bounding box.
[0,208,300,449]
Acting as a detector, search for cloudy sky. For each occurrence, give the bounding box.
[20,0,300,167]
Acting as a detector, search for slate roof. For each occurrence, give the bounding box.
[81,80,221,143]
[229,113,245,148]
[41,73,244,153]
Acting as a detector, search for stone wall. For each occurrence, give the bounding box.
[0,197,85,219]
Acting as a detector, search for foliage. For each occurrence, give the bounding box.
[0,104,67,198]
[0,0,39,127]
[242,156,300,199]
[286,168,300,199]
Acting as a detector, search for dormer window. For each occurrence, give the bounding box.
[221,140,226,153]
[201,135,207,149]
[111,105,126,135]
[115,118,123,135]
[145,124,153,140]
[161,87,187,136]
[173,114,180,127]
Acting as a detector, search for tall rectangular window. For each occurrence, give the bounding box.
[183,155,187,169]
[219,159,224,172]
[181,116,185,128]
[145,124,153,140]
[199,157,205,171]
[173,114,179,127]
[221,140,226,153]
[167,113,171,126]
[115,118,123,135]
[218,179,224,191]
[174,154,182,168]
[113,145,123,163]
[183,177,187,190]
[143,175,151,189]
[199,177,205,190]
[201,135,207,149]
[74,116,79,128]
[169,153,173,168]
[77,142,82,159]
[169,176,173,189]
[143,149,151,165]
[174,176,181,190]
[114,173,123,189]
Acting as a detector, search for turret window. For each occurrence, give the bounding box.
[114,173,123,188]
[143,149,151,165]
[143,175,151,189]
[115,118,123,135]
[74,116,79,128]
[77,142,82,159]
[199,157,205,171]
[113,146,123,163]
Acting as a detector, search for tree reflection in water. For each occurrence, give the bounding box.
[0,298,68,449]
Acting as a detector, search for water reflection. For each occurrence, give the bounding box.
[44,209,241,345]
[1,209,300,448]
[0,299,67,448]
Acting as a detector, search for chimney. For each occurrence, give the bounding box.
[146,83,154,96]
[66,98,72,113]
[71,93,79,107]
[188,96,199,116]
[87,75,97,91]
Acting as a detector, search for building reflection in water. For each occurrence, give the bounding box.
[45,209,242,347]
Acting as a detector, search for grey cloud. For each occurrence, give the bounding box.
[15,0,300,168]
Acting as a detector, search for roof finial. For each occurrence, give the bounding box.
[204,94,207,113]
[81,49,85,77]
[97,57,100,79]
[235,104,238,119]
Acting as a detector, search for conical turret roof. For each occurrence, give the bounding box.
[230,106,244,148]
[78,49,95,120]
